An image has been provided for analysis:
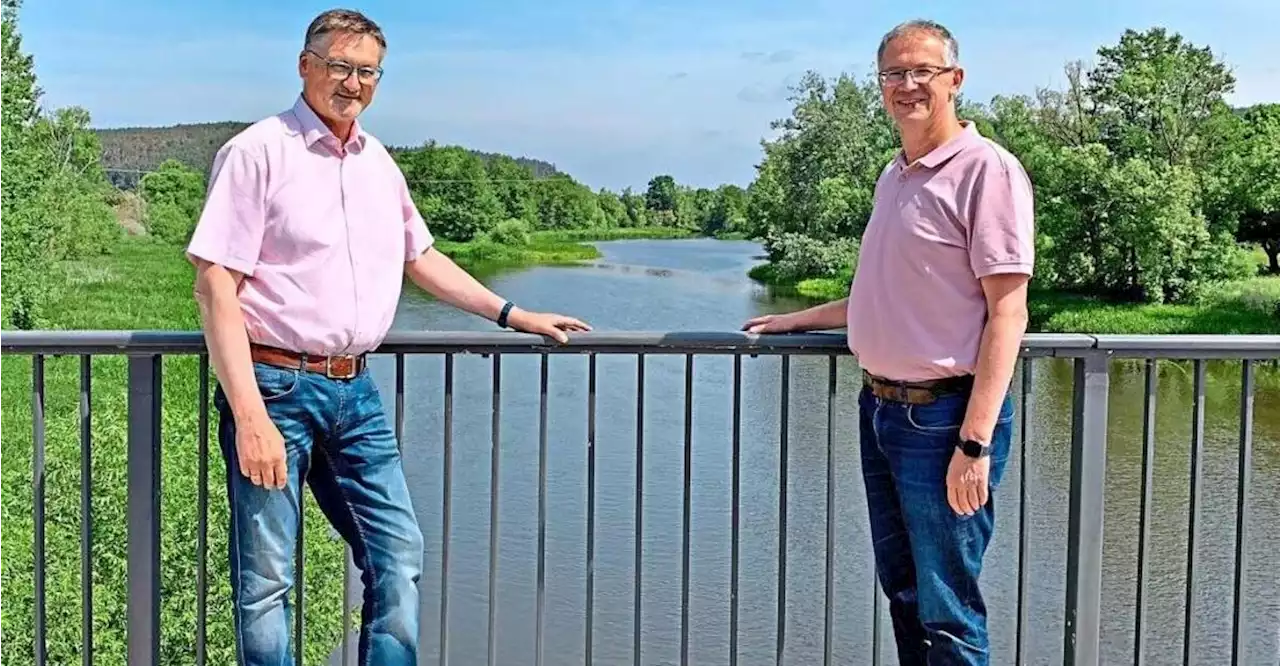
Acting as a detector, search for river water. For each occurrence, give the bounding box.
[345,238,1278,665]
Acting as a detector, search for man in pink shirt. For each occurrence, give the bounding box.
[744,20,1033,665]
[187,10,589,665]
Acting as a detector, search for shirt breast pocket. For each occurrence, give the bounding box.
[267,183,345,256]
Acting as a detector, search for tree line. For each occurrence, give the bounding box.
[746,28,1278,303]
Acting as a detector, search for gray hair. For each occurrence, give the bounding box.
[877,20,959,67]
[304,8,386,51]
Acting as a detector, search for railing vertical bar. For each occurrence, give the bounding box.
[395,352,405,448]
[342,549,352,666]
[295,495,304,666]
[343,545,353,666]
[127,354,162,666]
[634,353,645,666]
[80,355,94,666]
[535,353,549,666]
[1063,352,1109,666]
[680,354,694,666]
[197,356,210,666]
[729,354,741,666]
[1133,359,1157,666]
[1016,357,1032,665]
[487,354,502,666]
[822,356,837,666]
[440,353,454,666]
[585,354,597,666]
[1182,359,1206,666]
[1230,359,1254,666]
[871,574,881,666]
[34,354,47,666]
[776,355,790,665]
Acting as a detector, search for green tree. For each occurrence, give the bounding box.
[535,173,604,229]
[596,189,629,228]
[645,174,678,212]
[139,159,207,245]
[754,71,898,245]
[1214,104,1280,272]
[1086,27,1236,168]
[484,154,539,224]
[394,142,504,241]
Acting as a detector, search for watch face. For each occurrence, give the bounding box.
[962,439,989,457]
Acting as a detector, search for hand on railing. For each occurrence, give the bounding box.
[505,308,592,344]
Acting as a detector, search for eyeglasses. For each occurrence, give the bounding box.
[877,66,955,86]
[306,48,383,84]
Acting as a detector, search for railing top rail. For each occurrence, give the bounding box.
[2,329,1277,357]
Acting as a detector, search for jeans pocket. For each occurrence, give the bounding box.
[904,394,966,432]
[254,363,301,402]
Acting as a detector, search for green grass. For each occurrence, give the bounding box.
[747,262,851,301]
[748,262,1280,334]
[1,239,349,666]
[1029,276,1280,334]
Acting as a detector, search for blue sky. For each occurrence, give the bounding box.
[16,0,1279,191]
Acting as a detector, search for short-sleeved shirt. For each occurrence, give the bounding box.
[846,122,1035,382]
[186,95,434,357]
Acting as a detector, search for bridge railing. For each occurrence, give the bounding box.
[2,331,1276,666]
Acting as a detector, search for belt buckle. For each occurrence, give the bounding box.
[326,354,358,380]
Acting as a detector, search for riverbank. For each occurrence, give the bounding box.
[435,226,697,268]
[747,263,1280,335]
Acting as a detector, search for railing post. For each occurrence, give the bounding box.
[1063,350,1108,666]
[128,354,162,666]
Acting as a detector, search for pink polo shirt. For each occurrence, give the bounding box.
[187,96,434,356]
[846,122,1035,381]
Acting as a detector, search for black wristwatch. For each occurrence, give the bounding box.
[496,301,515,329]
[958,438,991,459]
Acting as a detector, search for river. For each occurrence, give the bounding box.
[341,238,1278,665]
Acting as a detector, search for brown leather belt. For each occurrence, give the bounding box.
[863,372,973,404]
[251,344,366,380]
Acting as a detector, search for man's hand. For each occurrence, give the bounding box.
[946,446,989,516]
[742,312,802,334]
[742,297,850,334]
[237,411,288,489]
[507,308,592,344]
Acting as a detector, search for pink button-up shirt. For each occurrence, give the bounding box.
[187,96,434,356]
[847,122,1035,381]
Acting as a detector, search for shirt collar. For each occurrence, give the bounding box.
[895,120,979,170]
[291,94,367,152]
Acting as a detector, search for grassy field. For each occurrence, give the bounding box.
[748,263,1280,335]
[0,225,695,665]
[0,240,349,665]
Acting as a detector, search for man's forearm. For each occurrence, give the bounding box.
[962,310,1027,442]
[404,248,509,321]
[791,298,849,331]
[195,267,266,423]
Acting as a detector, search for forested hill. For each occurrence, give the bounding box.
[94,122,559,189]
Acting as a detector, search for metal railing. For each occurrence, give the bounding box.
[1,330,1276,666]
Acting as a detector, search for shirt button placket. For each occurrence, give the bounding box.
[339,148,360,352]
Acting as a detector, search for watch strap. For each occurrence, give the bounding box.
[496,301,514,328]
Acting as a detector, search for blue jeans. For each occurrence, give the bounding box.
[214,362,423,666]
[859,384,1013,666]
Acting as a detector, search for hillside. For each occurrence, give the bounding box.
[95,122,560,189]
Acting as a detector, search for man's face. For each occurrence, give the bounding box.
[878,31,963,127]
[298,32,383,125]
